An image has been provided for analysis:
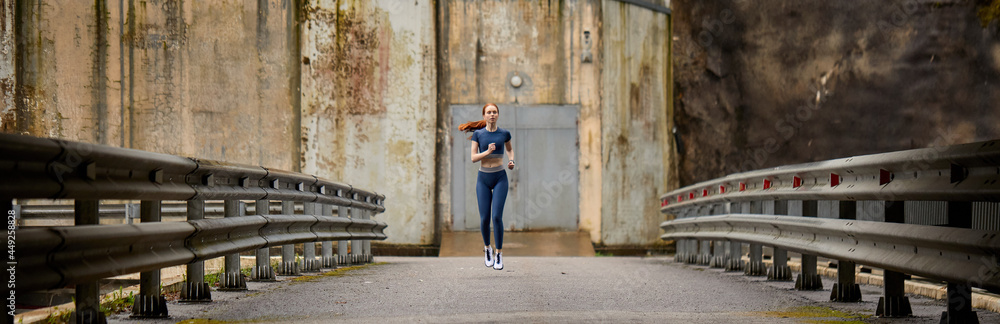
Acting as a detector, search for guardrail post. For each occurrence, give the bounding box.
[125,203,139,224]
[220,200,248,290]
[320,204,337,268]
[876,200,912,317]
[301,202,320,272]
[351,207,363,264]
[830,201,861,302]
[673,240,684,262]
[767,201,792,281]
[697,206,711,265]
[941,201,979,323]
[337,205,349,265]
[709,240,725,268]
[698,240,711,265]
[72,200,106,324]
[251,199,276,281]
[278,200,300,276]
[131,200,168,318]
[725,202,744,271]
[180,199,212,302]
[364,209,373,263]
[684,209,699,264]
[745,201,766,276]
[795,200,823,290]
[709,205,727,268]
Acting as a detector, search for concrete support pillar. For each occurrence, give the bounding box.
[73,200,107,324]
[301,202,320,272]
[180,199,212,301]
[251,200,276,281]
[831,201,861,302]
[131,201,167,318]
[278,201,300,276]
[876,201,912,317]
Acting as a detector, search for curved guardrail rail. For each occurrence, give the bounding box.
[1,133,387,321]
[659,140,1000,208]
[659,140,1000,322]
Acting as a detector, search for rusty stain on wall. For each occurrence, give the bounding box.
[600,1,673,246]
[333,3,387,116]
[302,0,437,244]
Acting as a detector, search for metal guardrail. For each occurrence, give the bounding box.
[659,140,1000,323]
[1,133,387,322]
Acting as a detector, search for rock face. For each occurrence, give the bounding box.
[672,0,1000,185]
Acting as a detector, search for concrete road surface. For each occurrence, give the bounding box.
[108,256,999,323]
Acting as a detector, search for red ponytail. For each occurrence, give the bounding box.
[457,103,500,133]
[458,120,488,132]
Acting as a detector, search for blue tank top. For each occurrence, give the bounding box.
[470,128,511,159]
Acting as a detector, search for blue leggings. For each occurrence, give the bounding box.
[476,169,508,249]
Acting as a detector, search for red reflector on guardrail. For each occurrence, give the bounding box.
[879,169,892,186]
[719,185,726,194]
[830,173,840,187]
[702,189,708,197]
[739,182,746,191]
[763,179,772,190]
[689,192,695,200]
[793,176,802,188]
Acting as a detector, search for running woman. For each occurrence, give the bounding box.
[458,103,515,270]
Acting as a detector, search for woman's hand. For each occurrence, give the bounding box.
[507,160,515,170]
[487,143,496,153]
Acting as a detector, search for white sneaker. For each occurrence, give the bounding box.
[484,246,494,267]
[493,251,503,270]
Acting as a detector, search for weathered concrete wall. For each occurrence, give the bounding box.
[673,0,1000,185]
[600,1,675,245]
[301,0,437,244]
[436,0,674,246]
[1,0,13,130]
[435,0,608,243]
[7,0,300,170]
[4,0,678,247]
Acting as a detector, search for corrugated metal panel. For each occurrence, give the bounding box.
[904,201,947,226]
[817,200,837,219]
[857,200,884,222]
[973,202,1000,231]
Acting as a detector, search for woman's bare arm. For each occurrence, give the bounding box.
[471,141,495,162]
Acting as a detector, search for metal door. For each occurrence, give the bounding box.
[451,105,579,231]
